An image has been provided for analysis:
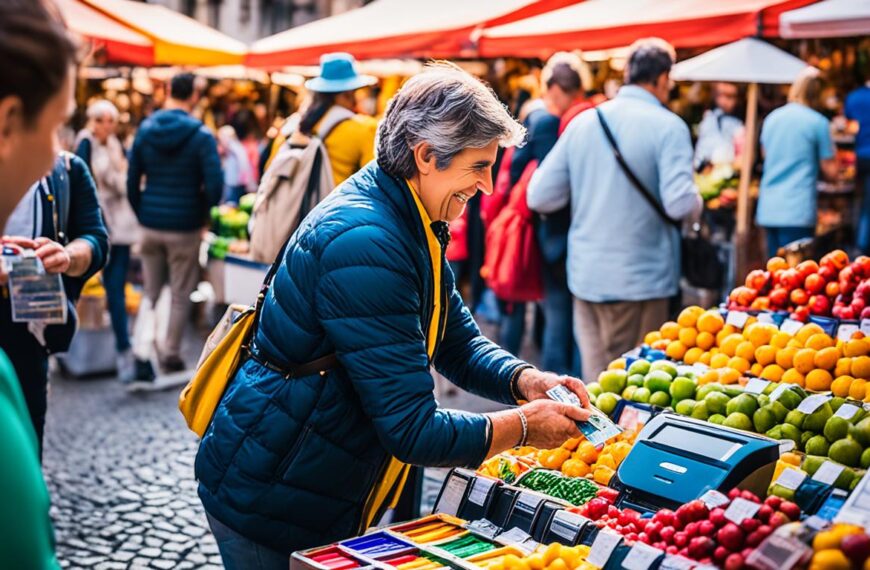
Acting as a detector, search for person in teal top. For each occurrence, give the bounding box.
[0,0,79,567]
[756,68,839,258]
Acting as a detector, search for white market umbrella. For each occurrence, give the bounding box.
[671,38,810,277]
[780,0,870,39]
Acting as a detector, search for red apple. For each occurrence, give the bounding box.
[841,534,870,564]
[796,260,819,280]
[724,553,745,570]
[674,531,689,548]
[638,532,650,544]
[805,273,825,295]
[841,265,857,285]
[713,546,730,563]
[790,288,809,306]
[688,537,714,560]
[768,512,789,528]
[769,287,788,308]
[659,526,676,544]
[698,520,716,537]
[684,522,699,538]
[820,265,837,281]
[740,518,760,533]
[822,249,850,272]
[826,281,840,298]
[840,306,856,321]
[710,508,728,528]
[717,523,745,551]
[809,294,831,316]
[792,306,810,321]
[857,256,870,278]
[779,501,801,521]
[666,545,679,555]
[653,509,676,528]
[757,504,774,523]
[780,269,802,291]
[745,269,768,291]
[764,496,782,510]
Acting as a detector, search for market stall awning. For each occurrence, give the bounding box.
[80,0,247,66]
[246,0,583,68]
[479,0,818,59]
[670,37,810,84]
[55,0,153,66]
[780,0,870,38]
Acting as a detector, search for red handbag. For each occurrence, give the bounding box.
[480,147,514,229]
[480,159,544,302]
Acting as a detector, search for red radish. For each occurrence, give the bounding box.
[756,504,773,523]
[709,508,728,527]
[779,501,801,521]
[713,546,729,563]
[638,532,650,544]
[609,505,622,518]
[740,518,760,533]
[644,521,663,538]
[764,496,782,510]
[724,553,745,570]
[666,546,678,555]
[728,488,741,500]
[756,524,772,539]
[684,522,699,537]
[716,523,745,551]
[625,532,638,542]
[746,530,764,547]
[653,509,675,527]
[659,526,675,544]
[688,537,714,560]
[768,512,789,528]
[673,531,689,548]
[654,541,667,551]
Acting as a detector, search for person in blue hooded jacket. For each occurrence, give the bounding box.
[195,62,592,569]
[127,73,222,378]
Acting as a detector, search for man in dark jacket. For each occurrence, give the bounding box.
[127,73,222,376]
[1,152,109,456]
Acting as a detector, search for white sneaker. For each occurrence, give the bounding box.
[117,349,136,383]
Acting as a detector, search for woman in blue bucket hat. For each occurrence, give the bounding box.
[269,52,379,186]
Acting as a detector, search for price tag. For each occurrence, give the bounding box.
[465,518,500,540]
[779,439,796,454]
[781,319,804,335]
[495,526,533,546]
[585,530,622,568]
[814,462,845,486]
[726,311,750,329]
[621,542,664,570]
[775,468,806,491]
[758,312,776,325]
[836,403,861,420]
[839,323,860,341]
[770,383,793,403]
[659,555,694,570]
[434,472,469,515]
[724,497,761,524]
[745,533,811,570]
[804,515,829,532]
[744,377,771,395]
[798,393,833,414]
[700,489,730,509]
[861,319,870,336]
[467,477,494,507]
[549,510,588,541]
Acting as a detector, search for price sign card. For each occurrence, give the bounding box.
[838,323,860,342]
[700,490,730,509]
[781,319,804,335]
[434,472,469,516]
[798,393,833,414]
[814,462,845,486]
[836,403,861,420]
[744,377,771,395]
[548,510,588,542]
[585,530,622,568]
[861,319,870,336]
[746,534,811,570]
[726,311,750,329]
[621,542,664,570]
[770,383,794,403]
[659,555,694,570]
[775,468,806,491]
[757,312,776,325]
[466,477,495,507]
[724,497,761,524]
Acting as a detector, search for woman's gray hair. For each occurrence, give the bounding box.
[86,99,119,121]
[376,62,525,179]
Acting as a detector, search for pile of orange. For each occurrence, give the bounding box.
[642,306,870,395]
[537,430,637,486]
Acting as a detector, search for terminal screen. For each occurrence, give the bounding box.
[651,425,742,461]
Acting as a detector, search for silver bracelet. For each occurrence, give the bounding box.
[516,408,528,447]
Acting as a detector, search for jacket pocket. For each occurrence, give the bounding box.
[274,424,313,482]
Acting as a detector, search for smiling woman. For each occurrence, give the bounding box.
[195,62,593,569]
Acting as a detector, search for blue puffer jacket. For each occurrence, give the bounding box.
[196,162,528,554]
[127,109,222,231]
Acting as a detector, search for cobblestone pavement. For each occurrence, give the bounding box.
[44,376,222,569]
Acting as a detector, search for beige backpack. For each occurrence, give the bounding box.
[248,136,335,264]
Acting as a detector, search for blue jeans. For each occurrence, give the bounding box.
[102,244,131,352]
[764,226,814,259]
[498,300,526,357]
[207,512,287,570]
[856,158,870,253]
[541,261,581,376]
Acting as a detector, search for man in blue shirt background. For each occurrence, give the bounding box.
[846,74,870,253]
[527,38,701,382]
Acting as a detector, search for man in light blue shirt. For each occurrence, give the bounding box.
[756,68,837,258]
[527,38,702,381]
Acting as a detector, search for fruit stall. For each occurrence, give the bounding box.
[290,249,870,570]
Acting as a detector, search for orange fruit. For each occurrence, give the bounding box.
[609,358,626,370]
[652,339,670,351]
[666,341,688,361]
[770,332,791,349]
[780,368,805,386]
[835,358,854,378]
[762,364,786,382]
[697,311,725,334]
[746,323,777,348]
[699,351,713,366]
[852,356,870,380]
[832,375,854,397]
[660,321,680,341]
[755,345,777,367]
[728,356,751,374]
[710,353,730,369]
[736,341,756,362]
[716,324,738,346]
[679,327,698,348]
[684,347,704,365]
[806,369,833,392]
[796,323,825,344]
[850,378,868,400]
[696,331,715,351]
[814,347,840,371]
[644,331,662,345]
[720,334,743,357]
[787,338,804,349]
[677,306,704,328]
[574,441,599,464]
[750,363,764,377]
[794,348,818,375]
[719,368,741,385]
[699,370,720,385]
[806,333,835,351]
[776,346,798,370]
[844,338,870,358]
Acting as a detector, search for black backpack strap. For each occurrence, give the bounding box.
[46,153,72,244]
[595,108,679,229]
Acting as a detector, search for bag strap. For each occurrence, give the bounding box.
[595,108,679,230]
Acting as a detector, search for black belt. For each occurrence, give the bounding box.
[247,345,338,379]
